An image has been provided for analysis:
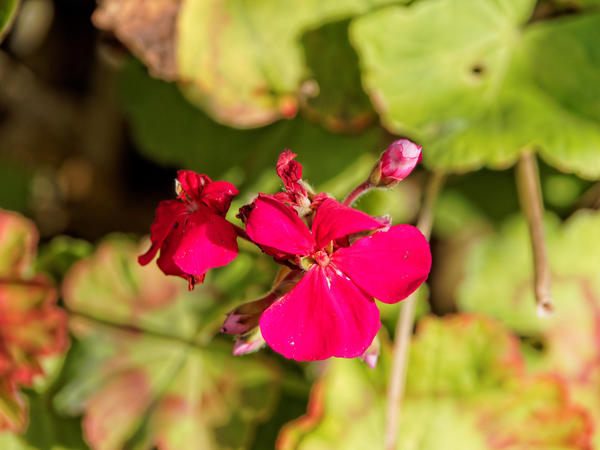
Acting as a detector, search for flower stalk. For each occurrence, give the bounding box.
[516,151,554,317]
[232,223,251,242]
[384,171,444,450]
[343,181,373,206]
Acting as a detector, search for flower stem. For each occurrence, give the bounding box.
[232,223,251,242]
[343,181,373,206]
[384,171,444,450]
[516,151,554,316]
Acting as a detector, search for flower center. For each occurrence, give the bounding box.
[186,200,200,213]
[312,250,330,267]
[298,242,334,271]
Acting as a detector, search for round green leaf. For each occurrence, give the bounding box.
[351,0,600,178]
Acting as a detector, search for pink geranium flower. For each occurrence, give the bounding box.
[243,195,431,361]
[139,170,239,289]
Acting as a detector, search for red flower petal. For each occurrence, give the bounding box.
[245,195,315,256]
[259,266,380,361]
[332,225,431,304]
[311,198,383,249]
[138,200,187,266]
[156,227,186,278]
[200,180,239,216]
[276,149,306,197]
[171,209,238,276]
[176,170,211,202]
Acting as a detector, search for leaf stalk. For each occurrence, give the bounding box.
[516,151,554,316]
[384,171,444,450]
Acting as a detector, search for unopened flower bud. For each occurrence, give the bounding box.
[222,293,277,336]
[233,328,265,356]
[370,139,422,187]
[360,334,381,369]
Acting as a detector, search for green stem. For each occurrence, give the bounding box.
[384,171,444,450]
[516,151,554,316]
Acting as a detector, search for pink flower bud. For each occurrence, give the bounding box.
[360,334,380,369]
[372,139,422,187]
[221,293,277,336]
[233,329,265,356]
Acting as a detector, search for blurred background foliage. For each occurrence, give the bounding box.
[1,0,600,448]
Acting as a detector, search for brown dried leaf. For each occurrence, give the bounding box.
[92,0,181,80]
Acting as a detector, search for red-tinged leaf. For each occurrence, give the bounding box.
[0,209,37,278]
[458,210,600,446]
[278,315,592,450]
[62,236,184,334]
[57,237,280,450]
[0,209,67,432]
[82,369,153,450]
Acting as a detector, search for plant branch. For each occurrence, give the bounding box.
[516,151,554,316]
[343,181,373,206]
[384,171,444,450]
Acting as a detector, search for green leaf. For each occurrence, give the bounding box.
[56,236,281,450]
[279,315,591,449]
[177,0,403,128]
[542,173,588,210]
[0,162,30,213]
[457,210,600,445]
[457,211,600,374]
[36,236,94,283]
[0,0,19,43]
[0,432,31,450]
[119,60,384,187]
[19,390,87,450]
[352,0,536,134]
[458,211,600,375]
[299,20,376,133]
[351,1,600,178]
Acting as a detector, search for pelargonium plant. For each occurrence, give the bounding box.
[140,140,431,362]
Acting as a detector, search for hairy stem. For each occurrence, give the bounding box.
[384,171,444,450]
[516,152,554,316]
[343,181,373,206]
[232,223,251,242]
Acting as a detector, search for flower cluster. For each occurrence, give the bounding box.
[138,171,239,289]
[140,141,431,362]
